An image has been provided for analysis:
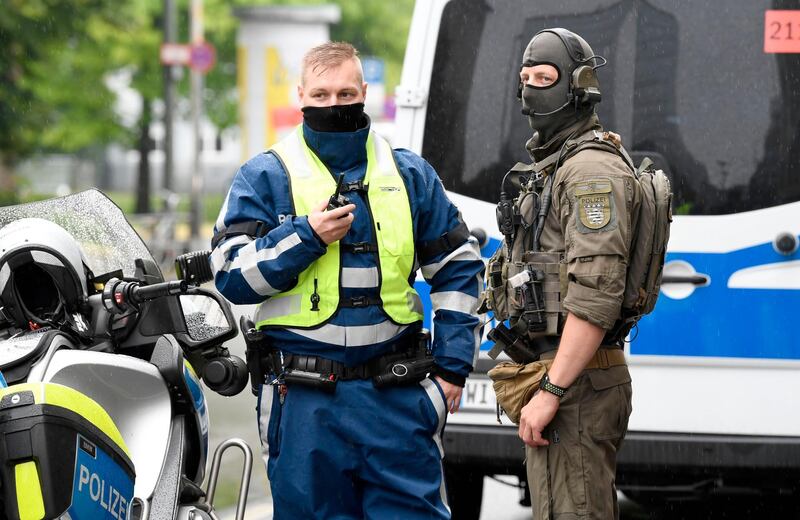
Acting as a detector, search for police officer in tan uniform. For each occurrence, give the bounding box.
[491,28,638,519]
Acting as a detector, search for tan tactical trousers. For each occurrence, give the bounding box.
[526,366,632,519]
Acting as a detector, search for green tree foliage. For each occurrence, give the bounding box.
[0,0,415,203]
[0,0,124,194]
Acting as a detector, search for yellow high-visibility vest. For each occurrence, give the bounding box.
[255,125,422,330]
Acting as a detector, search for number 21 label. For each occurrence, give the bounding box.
[765,10,800,53]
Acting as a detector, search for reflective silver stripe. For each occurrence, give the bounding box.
[420,378,446,457]
[211,235,252,273]
[341,267,379,288]
[229,232,301,270]
[430,291,478,315]
[222,233,302,295]
[255,294,303,320]
[420,238,481,280]
[438,460,450,512]
[30,250,62,267]
[241,260,279,296]
[286,320,409,347]
[408,292,423,314]
[472,321,483,367]
[257,385,272,466]
[216,185,232,230]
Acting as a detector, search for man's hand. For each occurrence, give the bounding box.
[434,376,463,414]
[518,389,560,447]
[308,199,356,244]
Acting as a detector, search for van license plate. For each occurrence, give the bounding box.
[459,376,497,411]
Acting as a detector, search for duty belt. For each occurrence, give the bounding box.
[283,333,422,381]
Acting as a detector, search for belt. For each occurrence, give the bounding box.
[283,334,421,381]
[539,347,627,369]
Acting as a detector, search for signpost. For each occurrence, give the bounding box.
[158,0,216,246]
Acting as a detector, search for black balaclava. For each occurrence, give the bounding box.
[519,28,601,143]
[302,102,368,132]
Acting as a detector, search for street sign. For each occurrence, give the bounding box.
[190,42,216,74]
[160,43,191,66]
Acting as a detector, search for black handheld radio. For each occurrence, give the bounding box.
[327,173,351,211]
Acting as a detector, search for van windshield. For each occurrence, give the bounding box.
[423,0,800,215]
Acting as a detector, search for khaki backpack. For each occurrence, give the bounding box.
[559,136,673,340]
[611,156,673,340]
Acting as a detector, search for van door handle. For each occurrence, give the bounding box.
[662,274,710,286]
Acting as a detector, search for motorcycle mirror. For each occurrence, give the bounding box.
[177,289,238,349]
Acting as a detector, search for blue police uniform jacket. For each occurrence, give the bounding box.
[211,121,484,377]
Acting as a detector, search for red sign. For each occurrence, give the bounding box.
[765,10,800,53]
[160,43,191,65]
[190,42,216,73]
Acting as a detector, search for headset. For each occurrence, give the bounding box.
[517,28,607,108]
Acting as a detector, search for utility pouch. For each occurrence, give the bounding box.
[479,245,509,320]
[242,317,281,396]
[487,359,554,425]
[283,369,337,393]
[506,252,566,337]
[373,330,435,388]
[372,357,437,388]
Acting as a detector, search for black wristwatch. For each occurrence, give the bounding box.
[539,373,568,399]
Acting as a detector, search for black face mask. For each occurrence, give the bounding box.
[520,29,599,141]
[521,83,577,141]
[302,103,367,132]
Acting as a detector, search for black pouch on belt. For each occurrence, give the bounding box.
[372,330,436,388]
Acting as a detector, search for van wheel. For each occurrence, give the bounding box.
[445,465,484,520]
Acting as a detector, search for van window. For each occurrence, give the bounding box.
[423,0,800,215]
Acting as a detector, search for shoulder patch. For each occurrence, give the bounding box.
[574,178,617,233]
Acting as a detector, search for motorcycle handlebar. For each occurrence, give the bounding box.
[129,280,188,304]
[102,278,187,314]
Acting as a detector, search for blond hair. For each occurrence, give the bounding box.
[301,41,363,85]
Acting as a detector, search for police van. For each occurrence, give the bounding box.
[393,0,800,515]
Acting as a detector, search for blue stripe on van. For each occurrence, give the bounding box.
[632,242,800,360]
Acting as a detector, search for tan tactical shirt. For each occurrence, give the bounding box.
[538,147,641,330]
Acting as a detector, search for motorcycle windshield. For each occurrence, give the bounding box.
[0,189,157,280]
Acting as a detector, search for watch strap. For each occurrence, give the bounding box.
[540,373,568,398]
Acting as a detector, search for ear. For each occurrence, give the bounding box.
[362,82,368,102]
[297,83,304,105]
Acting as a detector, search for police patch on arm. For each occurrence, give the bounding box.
[573,178,617,233]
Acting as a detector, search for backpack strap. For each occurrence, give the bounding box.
[562,129,636,172]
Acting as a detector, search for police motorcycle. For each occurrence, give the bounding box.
[0,189,252,520]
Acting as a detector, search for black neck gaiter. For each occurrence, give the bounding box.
[301,103,368,132]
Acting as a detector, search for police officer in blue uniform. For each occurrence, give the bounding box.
[211,42,484,519]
